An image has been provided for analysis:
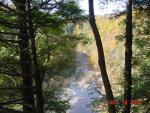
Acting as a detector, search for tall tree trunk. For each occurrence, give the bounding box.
[123,0,133,113]
[19,29,35,112]
[30,28,44,113]
[88,0,116,113]
[27,0,44,113]
[16,0,35,112]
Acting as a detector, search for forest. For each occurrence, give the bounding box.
[0,0,149,113]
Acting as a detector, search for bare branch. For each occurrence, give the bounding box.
[0,107,31,113]
[0,87,33,90]
[0,98,23,106]
[0,39,19,43]
[109,11,126,19]
[0,32,19,35]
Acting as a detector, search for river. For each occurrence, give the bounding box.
[65,48,102,113]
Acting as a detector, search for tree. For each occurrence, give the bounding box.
[123,0,133,113]
[0,0,84,113]
[131,8,150,113]
[88,0,116,113]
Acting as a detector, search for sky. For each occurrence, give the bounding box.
[4,0,126,15]
[79,0,126,15]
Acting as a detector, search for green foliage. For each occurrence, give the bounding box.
[43,76,70,113]
[56,0,83,18]
[131,10,150,113]
[116,10,150,113]
[0,0,88,112]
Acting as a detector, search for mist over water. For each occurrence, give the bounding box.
[65,46,103,113]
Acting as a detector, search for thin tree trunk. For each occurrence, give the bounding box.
[88,0,116,113]
[123,0,133,113]
[30,33,44,113]
[27,0,44,113]
[15,0,35,112]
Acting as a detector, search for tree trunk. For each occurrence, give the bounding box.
[27,0,44,112]
[30,33,44,113]
[123,0,133,113]
[88,0,116,113]
[16,0,35,112]
[19,17,35,113]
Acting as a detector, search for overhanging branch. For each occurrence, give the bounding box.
[0,32,19,36]
[0,2,17,14]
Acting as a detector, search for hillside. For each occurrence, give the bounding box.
[73,15,125,96]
